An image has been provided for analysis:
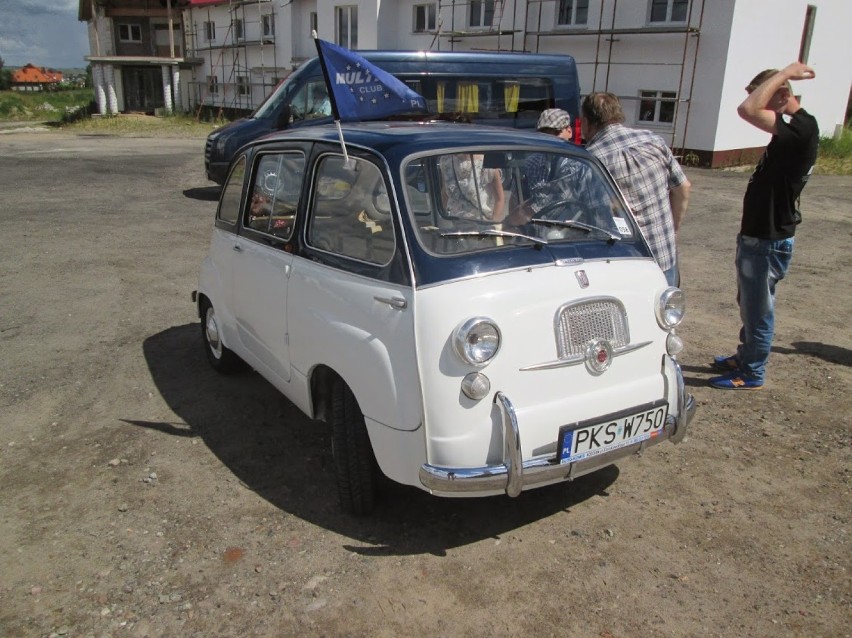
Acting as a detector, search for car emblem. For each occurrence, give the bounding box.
[575,270,589,288]
[585,339,613,375]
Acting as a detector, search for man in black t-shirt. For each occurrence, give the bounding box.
[710,62,819,390]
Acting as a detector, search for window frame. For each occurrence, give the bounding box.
[204,20,216,42]
[262,14,275,38]
[237,75,251,97]
[638,90,677,126]
[118,23,142,43]
[335,5,358,49]
[556,0,589,27]
[233,18,244,41]
[217,155,246,227]
[469,0,496,29]
[243,151,305,241]
[208,75,219,95]
[413,3,437,33]
[648,0,689,24]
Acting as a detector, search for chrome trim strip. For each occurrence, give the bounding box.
[519,340,652,371]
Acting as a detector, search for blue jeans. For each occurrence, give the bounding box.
[735,234,794,381]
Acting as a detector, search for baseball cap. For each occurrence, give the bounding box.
[537,108,571,131]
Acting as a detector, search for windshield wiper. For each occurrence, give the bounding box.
[528,218,621,243]
[438,229,548,246]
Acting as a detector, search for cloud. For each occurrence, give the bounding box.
[0,0,88,68]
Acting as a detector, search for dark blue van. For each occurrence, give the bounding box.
[204,50,581,184]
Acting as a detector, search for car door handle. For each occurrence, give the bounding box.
[374,296,407,310]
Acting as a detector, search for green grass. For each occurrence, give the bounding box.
[0,89,93,121]
[62,112,223,138]
[815,125,852,175]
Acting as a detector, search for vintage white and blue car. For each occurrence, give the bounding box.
[193,121,696,514]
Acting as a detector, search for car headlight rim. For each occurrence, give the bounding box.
[657,287,685,329]
[453,317,501,366]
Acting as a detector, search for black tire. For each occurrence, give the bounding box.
[331,378,378,515]
[200,299,241,374]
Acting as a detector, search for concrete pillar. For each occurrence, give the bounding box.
[104,65,118,114]
[93,64,107,115]
[162,65,173,114]
[172,66,181,113]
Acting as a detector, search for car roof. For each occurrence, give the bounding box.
[252,121,592,161]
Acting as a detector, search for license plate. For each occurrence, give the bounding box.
[557,400,668,464]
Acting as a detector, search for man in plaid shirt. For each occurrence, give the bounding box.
[581,92,691,286]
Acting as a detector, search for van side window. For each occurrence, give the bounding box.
[218,155,246,225]
[307,155,395,265]
[245,152,305,240]
[288,78,331,122]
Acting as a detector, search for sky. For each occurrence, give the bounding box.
[0,0,89,70]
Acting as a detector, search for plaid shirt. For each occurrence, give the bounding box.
[585,124,687,271]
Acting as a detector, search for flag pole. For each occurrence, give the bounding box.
[312,31,351,166]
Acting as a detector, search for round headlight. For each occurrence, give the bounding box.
[453,317,501,366]
[657,287,685,329]
[461,372,491,400]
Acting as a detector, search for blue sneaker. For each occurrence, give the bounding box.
[709,370,764,390]
[712,354,740,372]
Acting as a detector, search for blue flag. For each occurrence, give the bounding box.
[315,38,427,122]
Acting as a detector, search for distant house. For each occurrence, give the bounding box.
[11,64,64,92]
[78,0,200,115]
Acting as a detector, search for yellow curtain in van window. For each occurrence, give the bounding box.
[504,82,519,113]
[458,82,479,113]
[436,81,445,113]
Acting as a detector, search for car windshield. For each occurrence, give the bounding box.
[402,149,635,255]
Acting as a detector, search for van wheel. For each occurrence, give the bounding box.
[331,378,377,515]
[201,299,240,374]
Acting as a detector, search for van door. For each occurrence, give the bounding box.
[232,150,306,385]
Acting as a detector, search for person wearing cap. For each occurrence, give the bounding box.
[507,108,603,226]
[709,62,818,391]
[580,92,691,287]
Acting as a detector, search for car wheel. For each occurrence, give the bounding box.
[331,378,377,515]
[201,299,240,374]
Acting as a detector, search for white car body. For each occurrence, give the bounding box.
[194,122,696,514]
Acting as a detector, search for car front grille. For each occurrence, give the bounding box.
[556,298,630,358]
[204,137,213,167]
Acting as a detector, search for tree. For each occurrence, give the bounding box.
[0,57,10,91]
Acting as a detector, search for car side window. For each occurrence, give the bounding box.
[218,155,246,225]
[288,78,331,122]
[245,152,305,240]
[307,155,395,265]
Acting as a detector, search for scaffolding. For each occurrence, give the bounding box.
[432,0,704,155]
[185,0,285,118]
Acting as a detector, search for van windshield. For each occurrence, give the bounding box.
[403,149,635,255]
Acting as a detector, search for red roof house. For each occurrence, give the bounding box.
[11,64,64,92]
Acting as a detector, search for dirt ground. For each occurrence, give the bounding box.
[0,130,849,638]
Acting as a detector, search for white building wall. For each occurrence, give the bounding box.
[716,0,851,151]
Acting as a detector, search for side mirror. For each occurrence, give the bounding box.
[274,104,292,131]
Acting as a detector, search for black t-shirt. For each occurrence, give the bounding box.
[741,108,819,239]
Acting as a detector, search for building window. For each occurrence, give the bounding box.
[638,90,677,124]
[118,24,142,42]
[557,0,588,26]
[237,76,250,96]
[204,21,216,42]
[335,6,358,49]
[262,14,275,38]
[233,19,244,41]
[208,75,219,95]
[413,3,437,33]
[648,0,688,24]
[469,0,495,28]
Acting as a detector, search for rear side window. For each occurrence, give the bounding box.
[307,155,395,265]
[401,76,554,119]
[218,155,246,225]
[245,152,305,240]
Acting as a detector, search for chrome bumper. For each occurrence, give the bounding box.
[419,363,696,497]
